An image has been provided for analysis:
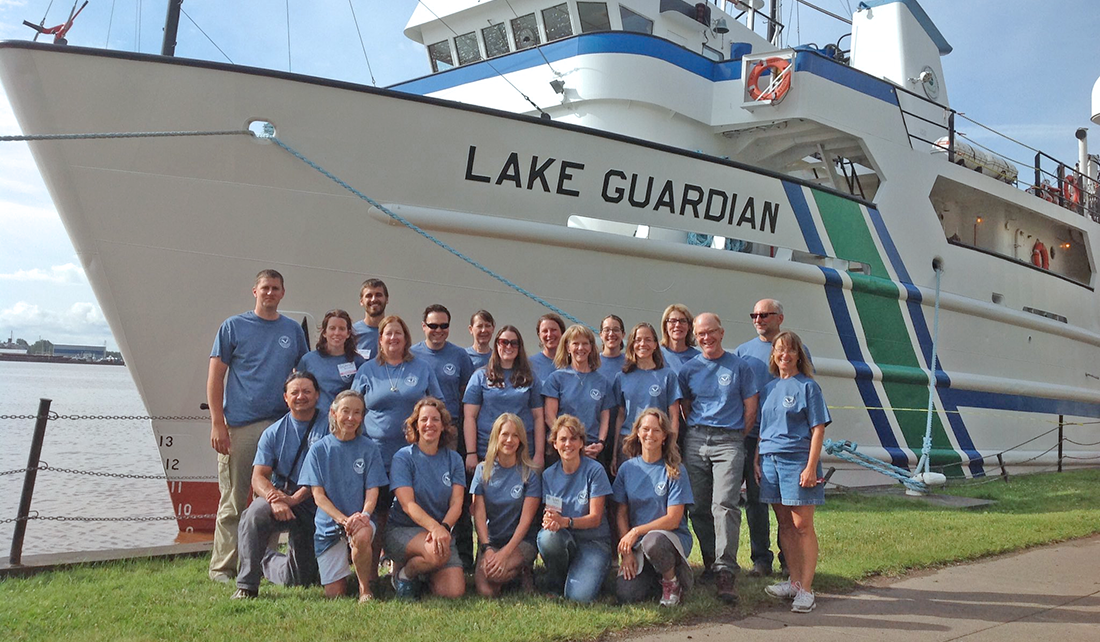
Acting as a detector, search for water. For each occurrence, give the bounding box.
[0,361,179,556]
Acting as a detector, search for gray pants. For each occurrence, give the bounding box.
[236,496,319,591]
[684,426,746,573]
[615,532,694,603]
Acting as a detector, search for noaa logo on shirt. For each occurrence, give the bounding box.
[353,458,366,475]
[589,389,602,401]
[405,375,419,387]
[443,363,457,376]
[442,472,452,487]
[655,481,668,497]
[510,484,523,499]
[576,488,589,503]
[718,373,732,387]
[278,335,291,349]
[649,384,662,397]
[783,395,797,408]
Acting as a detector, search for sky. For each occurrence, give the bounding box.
[0,0,1097,349]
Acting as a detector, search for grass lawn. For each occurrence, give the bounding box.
[2,469,1099,641]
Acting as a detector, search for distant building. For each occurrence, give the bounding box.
[48,344,108,360]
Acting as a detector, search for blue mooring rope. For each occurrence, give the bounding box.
[915,265,945,476]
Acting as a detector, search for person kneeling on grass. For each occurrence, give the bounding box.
[755,331,829,613]
[613,408,694,606]
[298,390,388,602]
[383,397,467,599]
[538,414,614,603]
[470,413,542,596]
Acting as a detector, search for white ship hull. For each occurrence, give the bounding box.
[2,35,1098,530]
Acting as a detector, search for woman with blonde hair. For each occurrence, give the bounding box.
[384,397,466,599]
[470,413,542,596]
[658,304,699,372]
[613,408,694,606]
[538,414,614,602]
[755,331,829,613]
[544,324,613,460]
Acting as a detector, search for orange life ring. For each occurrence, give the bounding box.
[1064,176,1080,205]
[1032,241,1049,270]
[747,57,792,102]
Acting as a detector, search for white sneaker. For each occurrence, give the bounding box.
[764,580,798,599]
[791,587,816,613]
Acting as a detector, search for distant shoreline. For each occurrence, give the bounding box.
[0,354,125,366]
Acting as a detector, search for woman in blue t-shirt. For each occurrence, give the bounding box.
[470,413,542,596]
[463,325,544,469]
[384,397,467,600]
[296,309,366,415]
[543,325,612,461]
[611,323,683,475]
[613,408,694,606]
[538,414,613,603]
[754,331,830,614]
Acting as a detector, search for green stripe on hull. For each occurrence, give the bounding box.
[813,191,962,472]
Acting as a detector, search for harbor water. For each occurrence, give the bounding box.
[0,361,179,556]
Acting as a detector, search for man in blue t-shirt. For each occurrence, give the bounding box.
[411,303,477,570]
[352,278,388,360]
[734,299,808,579]
[207,269,308,583]
[677,312,758,605]
[233,372,325,599]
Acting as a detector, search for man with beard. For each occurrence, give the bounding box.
[352,278,389,360]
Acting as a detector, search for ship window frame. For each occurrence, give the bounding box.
[619,5,653,34]
[702,44,723,61]
[428,40,454,72]
[511,13,542,50]
[577,2,612,33]
[542,3,574,42]
[454,31,483,66]
[482,22,510,58]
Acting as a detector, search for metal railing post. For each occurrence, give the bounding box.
[947,111,955,164]
[1057,414,1064,473]
[1034,152,1041,189]
[9,398,52,566]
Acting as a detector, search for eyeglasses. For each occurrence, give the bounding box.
[749,312,777,320]
[666,318,688,326]
[425,323,450,330]
[600,327,623,334]
[497,339,520,348]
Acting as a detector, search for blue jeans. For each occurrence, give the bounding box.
[684,426,746,573]
[537,528,612,603]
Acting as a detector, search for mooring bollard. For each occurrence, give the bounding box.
[9,398,52,566]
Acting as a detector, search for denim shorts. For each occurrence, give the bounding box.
[384,525,462,569]
[759,452,824,506]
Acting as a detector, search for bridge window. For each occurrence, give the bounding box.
[511,13,541,50]
[542,4,573,41]
[620,6,653,34]
[482,23,510,58]
[428,40,453,72]
[454,32,482,66]
[578,2,612,32]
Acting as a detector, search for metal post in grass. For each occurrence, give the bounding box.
[1057,414,1064,473]
[9,398,52,566]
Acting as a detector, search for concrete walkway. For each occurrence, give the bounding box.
[631,535,1100,642]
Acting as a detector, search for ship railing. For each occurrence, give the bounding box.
[896,84,1100,223]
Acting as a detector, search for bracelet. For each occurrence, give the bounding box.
[567,517,574,529]
[441,520,454,532]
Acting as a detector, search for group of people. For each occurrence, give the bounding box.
[207,270,829,612]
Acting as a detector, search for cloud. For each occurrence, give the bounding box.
[0,263,86,284]
[0,301,112,345]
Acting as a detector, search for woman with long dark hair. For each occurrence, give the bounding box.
[296,309,366,414]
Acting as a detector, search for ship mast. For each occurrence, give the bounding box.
[161,0,183,56]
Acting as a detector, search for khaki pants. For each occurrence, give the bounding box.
[209,419,267,580]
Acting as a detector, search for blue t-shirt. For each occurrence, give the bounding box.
[596,353,626,385]
[210,312,308,426]
[677,351,758,430]
[387,444,467,528]
[469,461,542,547]
[298,434,388,556]
[296,350,366,415]
[734,338,813,437]
[660,346,701,373]
[543,368,614,444]
[410,341,475,421]
[462,368,543,458]
[466,346,491,371]
[759,374,831,455]
[529,352,558,385]
[351,358,443,471]
[612,458,693,554]
[613,367,683,436]
[253,411,328,488]
[352,321,379,360]
[541,457,612,543]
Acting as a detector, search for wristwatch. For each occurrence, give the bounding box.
[567,517,574,529]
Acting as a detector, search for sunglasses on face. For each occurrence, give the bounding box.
[425,323,450,330]
[497,339,520,348]
[749,312,777,320]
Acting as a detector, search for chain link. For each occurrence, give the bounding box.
[0,511,215,525]
[0,464,214,481]
[0,413,210,421]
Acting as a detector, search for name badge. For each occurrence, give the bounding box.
[357,349,372,360]
[338,362,357,379]
[545,495,563,512]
